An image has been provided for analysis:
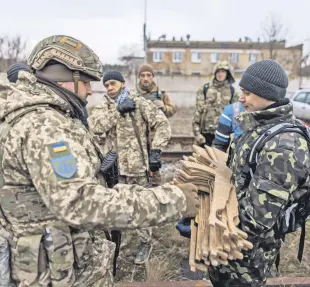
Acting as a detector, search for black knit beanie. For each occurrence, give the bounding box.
[103,70,125,84]
[7,62,32,83]
[239,59,288,102]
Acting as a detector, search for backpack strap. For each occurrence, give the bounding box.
[246,123,306,177]
[229,86,235,104]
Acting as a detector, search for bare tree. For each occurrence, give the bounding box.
[118,43,144,81]
[262,14,287,60]
[0,36,27,72]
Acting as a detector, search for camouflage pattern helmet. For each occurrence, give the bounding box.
[213,61,235,84]
[28,35,102,81]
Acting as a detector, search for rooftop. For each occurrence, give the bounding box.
[147,39,303,50]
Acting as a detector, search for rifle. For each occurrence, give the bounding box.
[100,151,121,277]
[146,122,153,186]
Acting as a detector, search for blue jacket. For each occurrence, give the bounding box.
[212,102,245,152]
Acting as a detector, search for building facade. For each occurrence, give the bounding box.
[146,39,303,77]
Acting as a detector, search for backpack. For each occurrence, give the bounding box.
[203,83,235,105]
[240,121,310,263]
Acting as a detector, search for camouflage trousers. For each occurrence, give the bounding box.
[10,228,115,287]
[118,175,152,244]
[208,238,281,287]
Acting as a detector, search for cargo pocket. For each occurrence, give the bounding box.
[152,188,171,214]
[92,233,115,277]
[72,230,94,268]
[152,188,171,204]
[44,226,75,286]
[16,234,44,285]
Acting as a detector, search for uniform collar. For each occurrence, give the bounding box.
[137,81,157,94]
[235,102,294,131]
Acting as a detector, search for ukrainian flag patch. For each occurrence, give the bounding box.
[48,141,77,179]
[52,142,68,153]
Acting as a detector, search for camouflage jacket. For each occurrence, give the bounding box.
[0,71,186,286]
[231,103,310,243]
[136,82,176,118]
[192,81,237,136]
[88,93,171,177]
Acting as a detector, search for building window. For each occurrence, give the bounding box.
[192,72,201,76]
[153,51,163,62]
[249,53,257,65]
[173,52,183,63]
[191,52,201,63]
[230,53,239,63]
[210,53,220,64]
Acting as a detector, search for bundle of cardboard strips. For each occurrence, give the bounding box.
[174,145,253,271]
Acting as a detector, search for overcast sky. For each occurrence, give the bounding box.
[0,0,309,64]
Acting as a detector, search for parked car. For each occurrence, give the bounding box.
[287,89,310,120]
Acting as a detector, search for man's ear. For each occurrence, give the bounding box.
[121,82,125,88]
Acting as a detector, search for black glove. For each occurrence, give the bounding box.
[176,217,191,238]
[117,98,136,115]
[149,149,161,172]
[100,151,119,187]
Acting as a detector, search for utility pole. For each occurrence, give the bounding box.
[143,0,147,64]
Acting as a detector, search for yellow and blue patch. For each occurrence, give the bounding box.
[52,142,68,153]
[48,141,77,179]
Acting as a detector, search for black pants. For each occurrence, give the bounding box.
[202,133,215,147]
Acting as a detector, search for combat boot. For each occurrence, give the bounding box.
[134,243,153,264]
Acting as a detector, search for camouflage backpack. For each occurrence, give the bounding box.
[240,120,310,263]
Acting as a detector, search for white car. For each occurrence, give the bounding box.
[287,89,310,120]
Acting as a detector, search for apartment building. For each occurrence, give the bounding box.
[146,37,303,77]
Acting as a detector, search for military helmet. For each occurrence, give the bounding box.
[28,35,102,81]
[213,61,233,75]
[213,60,235,83]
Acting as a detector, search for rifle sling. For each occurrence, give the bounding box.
[129,113,148,170]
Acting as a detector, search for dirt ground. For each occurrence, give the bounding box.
[169,107,194,136]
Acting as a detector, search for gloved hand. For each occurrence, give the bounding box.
[153,100,166,112]
[117,98,136,115]
[100,150,118,173]
[149,149,162,172]
[176,217,191,238]
[195,134,206,146]
[176,183,199,218]
[100,150,119,188]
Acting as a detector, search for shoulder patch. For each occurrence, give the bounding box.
[48,141,77,179]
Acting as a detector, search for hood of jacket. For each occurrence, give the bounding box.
[0,71,71,122]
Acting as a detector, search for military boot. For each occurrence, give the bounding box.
[134,243,153,264]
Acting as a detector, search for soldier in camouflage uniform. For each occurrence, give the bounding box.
[88,70,171,265]
[208,60,310,286]
[192,61,236,147]
[136,64,176,118]
[136,64,175,186]
[0,35,199,287]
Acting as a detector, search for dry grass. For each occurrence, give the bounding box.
[276,223,310,277]
[116,222,310,283]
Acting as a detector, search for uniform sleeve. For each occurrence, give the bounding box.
[238,133,310,236]
[192,89,204,137]
[88,98,118,134]
[139,98,171,150]
[212,105,233,152]
[162,92,176,118]
[23,111,186,230]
